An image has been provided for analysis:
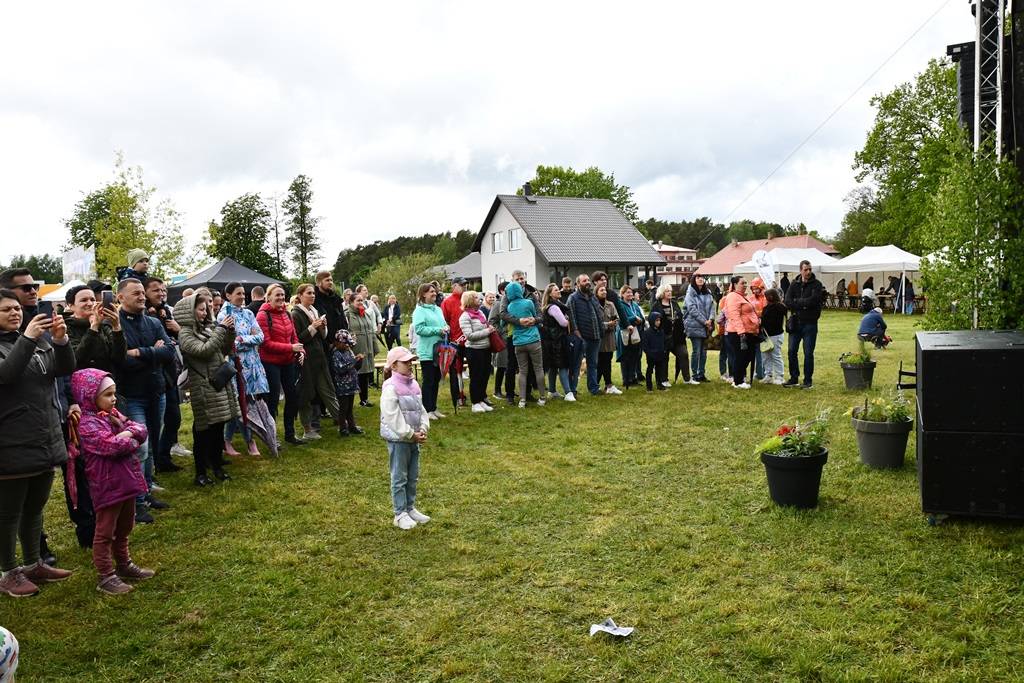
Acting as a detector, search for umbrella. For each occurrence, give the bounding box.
[245,398,280,459]
[435,333,457,385]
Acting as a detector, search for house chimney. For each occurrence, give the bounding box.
[658,240,663,249]
[767,232,773,240]
[731,238,738,248]
[523,182,536,203]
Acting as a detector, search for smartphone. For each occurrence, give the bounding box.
[101,290,115,312]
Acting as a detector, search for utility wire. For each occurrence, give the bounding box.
[692,0,956,250]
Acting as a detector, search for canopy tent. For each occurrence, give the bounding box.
[820,245,921,313]
[41,279,87,303]
[166,258,288,305]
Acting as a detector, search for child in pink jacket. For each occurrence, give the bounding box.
[70,368,157,595]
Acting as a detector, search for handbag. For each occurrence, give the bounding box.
[785,315,797,334]
[620,327,641,345]
[187,359,237,391]
[759,336,775,354]
[489,330,506,353]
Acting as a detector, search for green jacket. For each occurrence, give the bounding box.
[173,293,240,431]
[346,305,377,374]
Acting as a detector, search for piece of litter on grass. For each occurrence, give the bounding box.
[723,427,730,431]
[589,618,633,637]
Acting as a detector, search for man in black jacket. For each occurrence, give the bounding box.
[144,277,186,476]
[782,260,825,390]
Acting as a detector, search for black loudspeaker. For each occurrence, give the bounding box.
[916,330,1024,519]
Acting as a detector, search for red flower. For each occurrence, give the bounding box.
[776,425,794,436]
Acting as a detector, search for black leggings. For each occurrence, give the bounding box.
[598,351,613,386]
[359,373,371,403]
[0,471,54,572]
[193,420,228,476]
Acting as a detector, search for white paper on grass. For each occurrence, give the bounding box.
[589,618,634,637]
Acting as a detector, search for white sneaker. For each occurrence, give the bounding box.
[393,512,417,530]
[720,374,730,381]
[733,382,751,389]
[606,385,622,395]
[660,381,672,389]
[685,378,701,385]
[518,400,526,409]
[538,398,546,406]
[407,508,431,524]
[430,410,446,419]
[549,391,564,400]
[482,402,493,411]
[759,376,773,384]
[149,483,165,493]
[563,392,577,402]
[773,377,786,385]
[472,403,487,413]
[302,430,321,440]
[169,443,192,457]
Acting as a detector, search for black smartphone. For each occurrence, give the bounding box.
[102,290,115,312]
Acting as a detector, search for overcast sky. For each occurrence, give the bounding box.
[0,1,973,276]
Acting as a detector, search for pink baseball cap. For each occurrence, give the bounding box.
[385,346,418,369]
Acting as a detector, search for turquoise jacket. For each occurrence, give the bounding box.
[412,303,447,361]
[506,282,541,346]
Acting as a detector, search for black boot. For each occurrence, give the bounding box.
[40,532,57,566]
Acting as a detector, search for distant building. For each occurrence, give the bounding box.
[472,184,665,291]
[696,234,839,283]
[632,241,704,287]
[443,252,482,289]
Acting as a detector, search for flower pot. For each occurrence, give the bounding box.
[841,361,876,390]
[760,449,828,509]
[852,416,913,469]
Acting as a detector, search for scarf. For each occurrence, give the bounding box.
[295,303,319,323]
[466,307,487,324]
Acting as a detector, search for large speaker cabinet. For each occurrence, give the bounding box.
[916,330,1024,519]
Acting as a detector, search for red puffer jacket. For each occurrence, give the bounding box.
[257,303,301,366]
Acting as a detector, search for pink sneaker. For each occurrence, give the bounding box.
[97,573,134,595]
[224,440,241,456]
[247,440,261,456]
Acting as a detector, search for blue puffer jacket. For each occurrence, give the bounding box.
[683,286,715,338]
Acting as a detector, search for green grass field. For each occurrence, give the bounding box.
[5,310,1024,682]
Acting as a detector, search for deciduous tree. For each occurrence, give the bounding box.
[207,193,281,278]
[522,165,640,224]
[363,253,442,320]
[2,254,64,284]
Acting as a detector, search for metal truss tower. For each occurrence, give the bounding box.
[974,0,1006,156]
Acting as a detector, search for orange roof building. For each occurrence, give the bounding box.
[695,235,839,279]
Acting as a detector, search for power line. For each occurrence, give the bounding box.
[692,0,956,250]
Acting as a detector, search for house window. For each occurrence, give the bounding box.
[492,232,503,253]
[509,228,522,251]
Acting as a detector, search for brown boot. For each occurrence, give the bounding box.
[21,558,73,584]
[97,572,134,595]
[116,562,156,580]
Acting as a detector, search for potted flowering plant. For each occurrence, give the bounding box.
[839,345,876,389]
[845,391,914,469]
[755,409,831,509]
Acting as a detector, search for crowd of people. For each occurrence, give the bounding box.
[1,249,895,601]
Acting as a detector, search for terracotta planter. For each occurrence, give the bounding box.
[852,416,913,469]
[760,449,828,509]
[841,361,876,390]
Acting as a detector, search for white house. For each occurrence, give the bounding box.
[472,185,665,291]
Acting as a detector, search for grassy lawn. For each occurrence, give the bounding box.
[6,311,1024,681]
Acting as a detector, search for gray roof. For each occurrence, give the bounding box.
[472,194,665,265]
[444,252,482,280]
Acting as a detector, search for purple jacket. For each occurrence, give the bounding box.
[71,368,148,510]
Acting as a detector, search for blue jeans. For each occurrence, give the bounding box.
[718,337,734,377]
[689,336,708,380]
[387,441,420,515]
[567,339,584,394]
[124,393,166,496]
[157,386,181,465]
[753,345,764,380]
[226,418,252,443]
[547,367,571,394]
[582,336,601,395]
[787,321,818,384]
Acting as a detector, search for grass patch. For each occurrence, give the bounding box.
[7,311,1024,681]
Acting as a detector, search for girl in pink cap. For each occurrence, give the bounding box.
[379,346,431,530]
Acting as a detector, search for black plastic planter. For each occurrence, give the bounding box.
[760,449,828,509]
[841,361,876,390]
[852,416,913,469]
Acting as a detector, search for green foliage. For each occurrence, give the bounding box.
[848,391,913,423]
[362,253,443,317]
[1,253,64,283]
[833,186,884,255]
[522,164,639,224]
[333,230,474,288]
[63,152,197,280]
[206,193,282,278]
[839,343,872,365]
[755,409,831,457]
[282,174,322,281]
[637,216,726,257]
[921,137,1024,330]
[852,59,958,253]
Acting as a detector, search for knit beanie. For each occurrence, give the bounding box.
[127,248,149,269]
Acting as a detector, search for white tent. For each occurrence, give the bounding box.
[41,279,86,303]
[734,247,838,275]
[821,245,921,313]
[820,245,920,273]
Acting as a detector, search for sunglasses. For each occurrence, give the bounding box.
[14,283,40,293]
